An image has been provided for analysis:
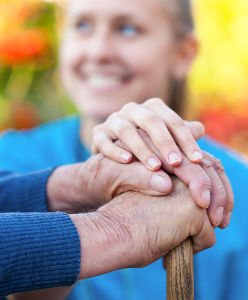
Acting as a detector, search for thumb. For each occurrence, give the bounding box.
[185,121,205,140]
[117,162,172,196]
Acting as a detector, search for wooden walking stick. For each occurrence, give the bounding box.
[165,238,194,300]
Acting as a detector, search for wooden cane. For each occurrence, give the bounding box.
[165,238,194,300]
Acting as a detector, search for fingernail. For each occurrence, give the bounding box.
[223,212,232,228]
[120,152,131,162]
[168,152,181,165]
[147,157,161,170]
[201,190,210,208]
[214,207,224,226]
[150,174,169,193]
[191,151,203,162]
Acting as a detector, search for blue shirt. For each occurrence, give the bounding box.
[0,115,248,300]
[0,169,81,296]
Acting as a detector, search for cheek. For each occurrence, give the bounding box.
[60,35,84,76]
[121,42,173,99]
[123,39,173,76]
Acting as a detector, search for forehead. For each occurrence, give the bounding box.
[67,0,167,21]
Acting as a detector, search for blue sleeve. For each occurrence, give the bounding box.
[0,212,81,296]
[0,169,53,212]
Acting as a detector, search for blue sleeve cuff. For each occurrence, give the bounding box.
[0,212,81,296]
[0,169,54,212]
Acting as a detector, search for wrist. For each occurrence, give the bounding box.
[46,164,88,213]
[70,210,131,279]
[46,155,108,213]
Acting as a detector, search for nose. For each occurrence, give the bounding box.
[87,26,117,63]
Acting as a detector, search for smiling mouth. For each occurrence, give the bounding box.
[80,73,133,90]
[89,75,123,88]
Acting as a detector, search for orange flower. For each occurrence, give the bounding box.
[200,108,237,143]
[0,29,48,65]
[6,101,40,130]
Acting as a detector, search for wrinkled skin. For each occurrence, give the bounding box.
[9,177,215,300]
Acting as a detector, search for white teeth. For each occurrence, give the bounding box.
[87,75,122,88]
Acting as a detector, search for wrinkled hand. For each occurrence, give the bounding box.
[72,177,215,279]
[46,154,172,213]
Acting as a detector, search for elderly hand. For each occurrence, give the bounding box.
[46,154,172,213]
[114,129,234,229]
[71,177,215,280]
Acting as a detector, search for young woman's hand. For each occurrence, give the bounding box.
[93,98,204,171]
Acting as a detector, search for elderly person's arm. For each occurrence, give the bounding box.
[7,177,215,300]
[5,152,233,299]
[0,170,80,297]
[0,155,171,298]
[0,169,53,213]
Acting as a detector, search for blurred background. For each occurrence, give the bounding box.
[0,0,248,157]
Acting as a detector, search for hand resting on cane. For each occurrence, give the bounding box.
[93,105,234,229]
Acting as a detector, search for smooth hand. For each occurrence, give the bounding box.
[93,98,205,169]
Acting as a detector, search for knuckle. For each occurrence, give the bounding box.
[170,117,185,129]
[93,124,103,135]
[93,132,105,145]
[212,158,225,174]
[197,122,205,134]
[144,97,164,108]
[107,112,119,123]
[140,114,162,128]
[197,169,211,190]
[216,188,227,206]
[166,115,185,130]
[115,122,133,137]
[121,102,137,113]
[200,157,213,170]
[207,233,216,248]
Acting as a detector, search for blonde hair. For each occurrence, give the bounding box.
[168,0,194,36]
[165,0,194,116]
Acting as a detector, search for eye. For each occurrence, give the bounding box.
[117,24,140,37]
[76,20,92,33]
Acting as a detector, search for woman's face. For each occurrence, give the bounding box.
[60,0,187,119]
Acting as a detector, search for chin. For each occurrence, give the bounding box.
[77,104,116,120]
[80,97,124,116]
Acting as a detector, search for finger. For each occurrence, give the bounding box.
[173,155,212,209]
[137,129,211,209]
[143,98,205,141]
[106,116,161,171]
[200,156,227,227]
[143,98,203,163]
[93,131,132,163]
[192,212,216,254]
[117,162,173,196]
[166,119,203,163]
[184,121,205,140]
[120,103,182,166]
[203,152,234,229]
